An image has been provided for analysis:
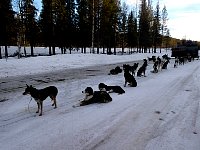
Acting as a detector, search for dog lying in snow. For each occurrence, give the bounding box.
[78,87,112,106]
[108,66,122,75]
[98,83,125,94]
[23,84,58,116]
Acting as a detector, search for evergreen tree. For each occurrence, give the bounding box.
[0,0,15,58]
[127,10,137,53]
[54,0,68,54]
[119,2,128,54]
[76,0,90,53]
[139,0,151,52]
[152,1,161,53]
[66,0,76,53]
[39,0,54,55]
[21,0,38,56]
[100,0,120,54]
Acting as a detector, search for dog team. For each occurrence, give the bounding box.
[23,55,183,116]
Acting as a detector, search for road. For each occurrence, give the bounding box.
[0,60,143,102]
[1,59,200,150]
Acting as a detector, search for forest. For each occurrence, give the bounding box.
[0,0,194,58]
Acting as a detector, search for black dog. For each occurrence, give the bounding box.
[122,64,138,76]
[174,57,179,68]
[178,57,184,65]
[123,65,137,87]
[23,85,58,116]
[109,66,122,75]
[152,61,158,73]
[157,56,162,70]
[162,60,170,69]
[148,56,156,62]
[130,63,139,76]
[137,59,148,77]
[98,83,125,94]
[79,87,112,106]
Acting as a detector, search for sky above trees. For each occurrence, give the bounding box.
[124,0,200,41]
[33,0,200,41]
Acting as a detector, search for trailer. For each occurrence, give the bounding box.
[171,40,199,58]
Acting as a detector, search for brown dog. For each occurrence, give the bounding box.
[23,85,58,116]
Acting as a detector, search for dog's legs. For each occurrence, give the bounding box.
[36,102,40,113]
[124,81,127,87]
[50,96,57,108]
[144,70,146,77]
[53,97,57,109]
[50,96,55,106]
[39,102,43,116]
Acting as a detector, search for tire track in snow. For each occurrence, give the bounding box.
[82,63,200,150]
[0,60,143,100]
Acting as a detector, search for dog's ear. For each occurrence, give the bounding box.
[87,87,93,93]
[26,84,29,88]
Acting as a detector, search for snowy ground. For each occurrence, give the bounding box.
[0,48,200,150]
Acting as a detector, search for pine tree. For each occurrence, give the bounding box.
[54,0,68,53]
[119,2,128,54]
[127,10,137,53]
[66,0,76,53]
[139,0,151,52]
[76,0,90,53]
[39,0,54,55]
[152,1,161,53]
[100,0,120,54]
[21,0,38,56]
[0,0,15,58]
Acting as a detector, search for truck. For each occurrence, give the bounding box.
[171,40,199,58]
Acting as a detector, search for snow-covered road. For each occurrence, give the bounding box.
[0,60,143,100]
[0,54,200,150]
[88,62,200,150]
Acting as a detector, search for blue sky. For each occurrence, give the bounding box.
[34,0,199,41]
[124,0,200,41]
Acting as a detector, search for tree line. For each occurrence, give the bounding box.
[0,0,174,58]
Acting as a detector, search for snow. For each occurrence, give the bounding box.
[0,47,166,78]
[0,48,200,150]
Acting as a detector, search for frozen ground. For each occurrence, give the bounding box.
[0,49,200,150]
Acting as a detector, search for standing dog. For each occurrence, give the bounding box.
[23,85,58,116]
[98,83,125,94]
[80,87,112,106]
[123,65,137,87]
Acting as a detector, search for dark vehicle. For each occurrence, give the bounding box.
[171,40,199,58]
